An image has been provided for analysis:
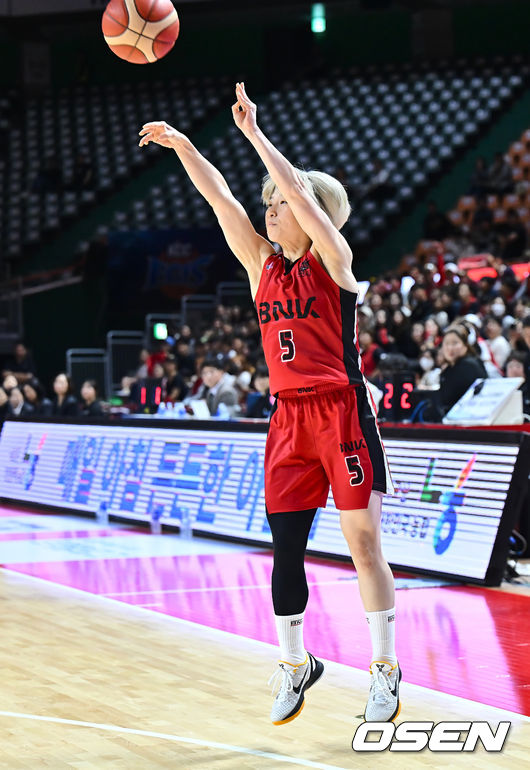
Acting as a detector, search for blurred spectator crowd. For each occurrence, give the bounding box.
[358,247,530,418]
[118,243,530,422]
[0,341,104,421]
[4,246,530,423]
[117,309,274,420]
[0,310,275,422]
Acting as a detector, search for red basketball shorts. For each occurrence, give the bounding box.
[264,384,394,514]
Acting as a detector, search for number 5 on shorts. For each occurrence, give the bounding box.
[279,329,296,362]
[345,454,364,486]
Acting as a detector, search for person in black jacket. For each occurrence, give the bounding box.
[1,340,36,384]
[80,380,104,417]
[162,356,188,402]
[7,387,35,417]
[22,378,53,416]
[246,365,273,418]
[439,323,488,414]
[51,373,79,416]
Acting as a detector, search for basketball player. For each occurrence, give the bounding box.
[139,82,399,725]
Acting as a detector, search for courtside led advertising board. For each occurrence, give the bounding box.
[0,418,528,585]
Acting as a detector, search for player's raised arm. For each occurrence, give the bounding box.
[139,121,274,279]
[232,83,354,285]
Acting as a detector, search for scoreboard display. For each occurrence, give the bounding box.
[378,374,416,422]
[0,417,528,586]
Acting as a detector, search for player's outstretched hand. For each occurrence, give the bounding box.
[232,82,258,138]
[138,121,186,149]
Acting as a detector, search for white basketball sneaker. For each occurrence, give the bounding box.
[364,660,402,722]
[268,652,324,725]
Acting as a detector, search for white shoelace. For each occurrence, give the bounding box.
[268,664,295,701]
[371,667,394,705]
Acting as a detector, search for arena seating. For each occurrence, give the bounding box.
[0,75,233,266]
[449,127,530,229]
[99,57,526,249]
[2,58,527,273]
[412,124,530,269]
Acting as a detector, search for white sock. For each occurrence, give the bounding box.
[365,607,397,666]
[274,612,307,665]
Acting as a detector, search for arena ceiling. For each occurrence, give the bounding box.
[0,0,522,19]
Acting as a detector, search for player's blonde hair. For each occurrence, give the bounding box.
[261,169,351,230]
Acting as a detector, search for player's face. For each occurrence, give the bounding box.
[265,189,306,244]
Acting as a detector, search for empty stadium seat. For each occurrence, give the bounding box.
[28,56,521,264]
[0,75,233,262]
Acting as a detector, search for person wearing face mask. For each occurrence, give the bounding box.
[439,324,488,414]
[490,298,506,320]
[417,348,441,390]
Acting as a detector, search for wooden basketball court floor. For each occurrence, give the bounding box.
[0,503,529,769]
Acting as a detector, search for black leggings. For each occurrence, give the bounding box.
[266,508,317,616]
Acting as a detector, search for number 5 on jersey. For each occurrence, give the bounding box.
[279,329,296,362]
[345,455,364,486]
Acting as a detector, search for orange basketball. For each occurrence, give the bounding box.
[102,0,180,64]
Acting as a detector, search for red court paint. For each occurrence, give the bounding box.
[4,540,529,715]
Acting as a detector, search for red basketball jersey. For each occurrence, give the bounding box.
[254,250,364,395]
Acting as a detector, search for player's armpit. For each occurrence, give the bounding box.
[311,251,359,294]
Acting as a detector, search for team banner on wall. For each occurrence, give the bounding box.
[0,419,526,584]
[108,228,236,314]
